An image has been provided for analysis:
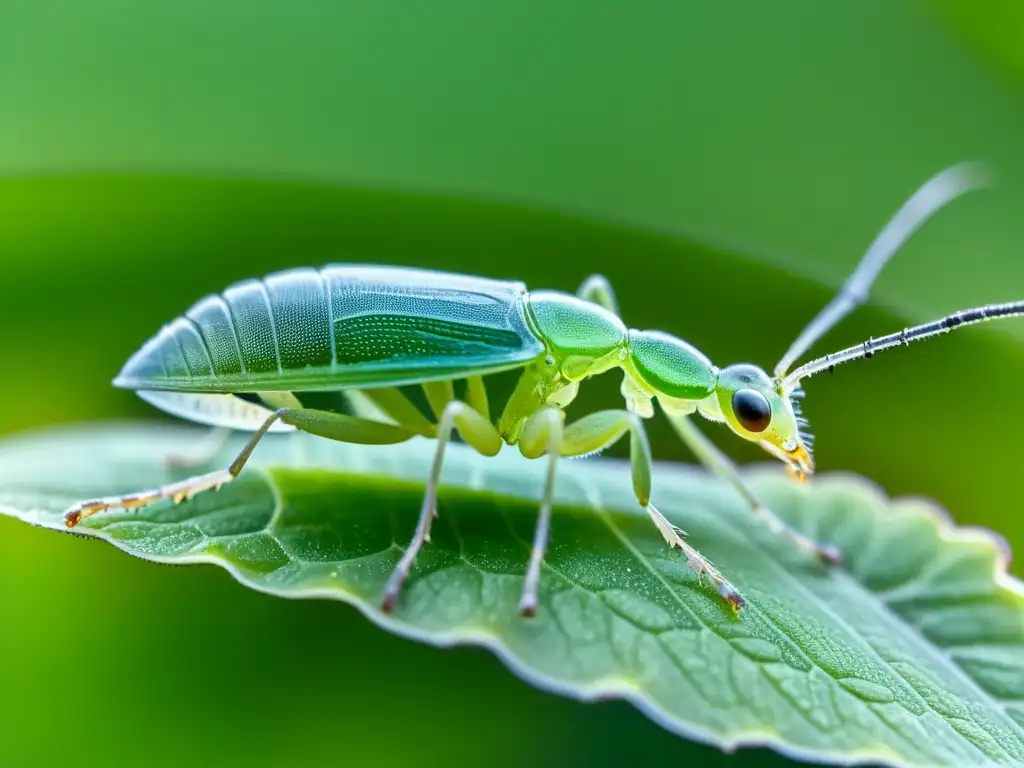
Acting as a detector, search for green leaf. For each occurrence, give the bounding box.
[2,423,1022,766]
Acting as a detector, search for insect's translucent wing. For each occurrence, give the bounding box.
[774,162,991,379]
[114,265,546,393]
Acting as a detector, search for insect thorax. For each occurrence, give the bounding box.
[524,291,629,376]
[492,292,625,443]
[519,290,719,421]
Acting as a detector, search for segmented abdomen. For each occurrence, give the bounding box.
[114,266,545,393]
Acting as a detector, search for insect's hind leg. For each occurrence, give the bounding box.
[380,400,503,613]
[63,408,417,528]
[665,413,842,564]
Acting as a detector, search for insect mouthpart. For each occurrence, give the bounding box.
[785,443,815,482]
[761,437,815,483]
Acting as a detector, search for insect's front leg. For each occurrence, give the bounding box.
[664,412,842,564]
[559,410,744,610]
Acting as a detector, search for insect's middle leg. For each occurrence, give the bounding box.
[665,413,842,564]
[63,408,417,528]
[380,399,503,613]
[517,408,743,616]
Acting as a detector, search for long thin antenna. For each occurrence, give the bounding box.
[782,300,1024,388]
[774,162,991,378]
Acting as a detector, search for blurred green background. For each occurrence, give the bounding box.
[2,2,1022,766]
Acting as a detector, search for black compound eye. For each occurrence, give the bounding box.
[731,389,771,433]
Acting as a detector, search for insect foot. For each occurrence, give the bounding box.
[790,525,843,566]
[818,543,844,566]
[380,582,403,615]
[64,501,105,528]
[716,582,746,612]
[646,503,746,612]
[519,593,539,618]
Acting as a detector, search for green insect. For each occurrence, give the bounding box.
[64,163,1023,615]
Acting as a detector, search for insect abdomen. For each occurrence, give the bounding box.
[115,266,545,392]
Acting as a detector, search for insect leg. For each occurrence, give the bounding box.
[277,409,416,444]
[516,407,566,616]
[576,274,621,316]
[465,375,490,422]
[63,409,417,528]
[665,413,842,564]
[64,410,288,527]
[422,379,456,422]
[380,400,503,613]
[560,410,744,611]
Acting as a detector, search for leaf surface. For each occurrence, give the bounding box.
[1,423,1022,767]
